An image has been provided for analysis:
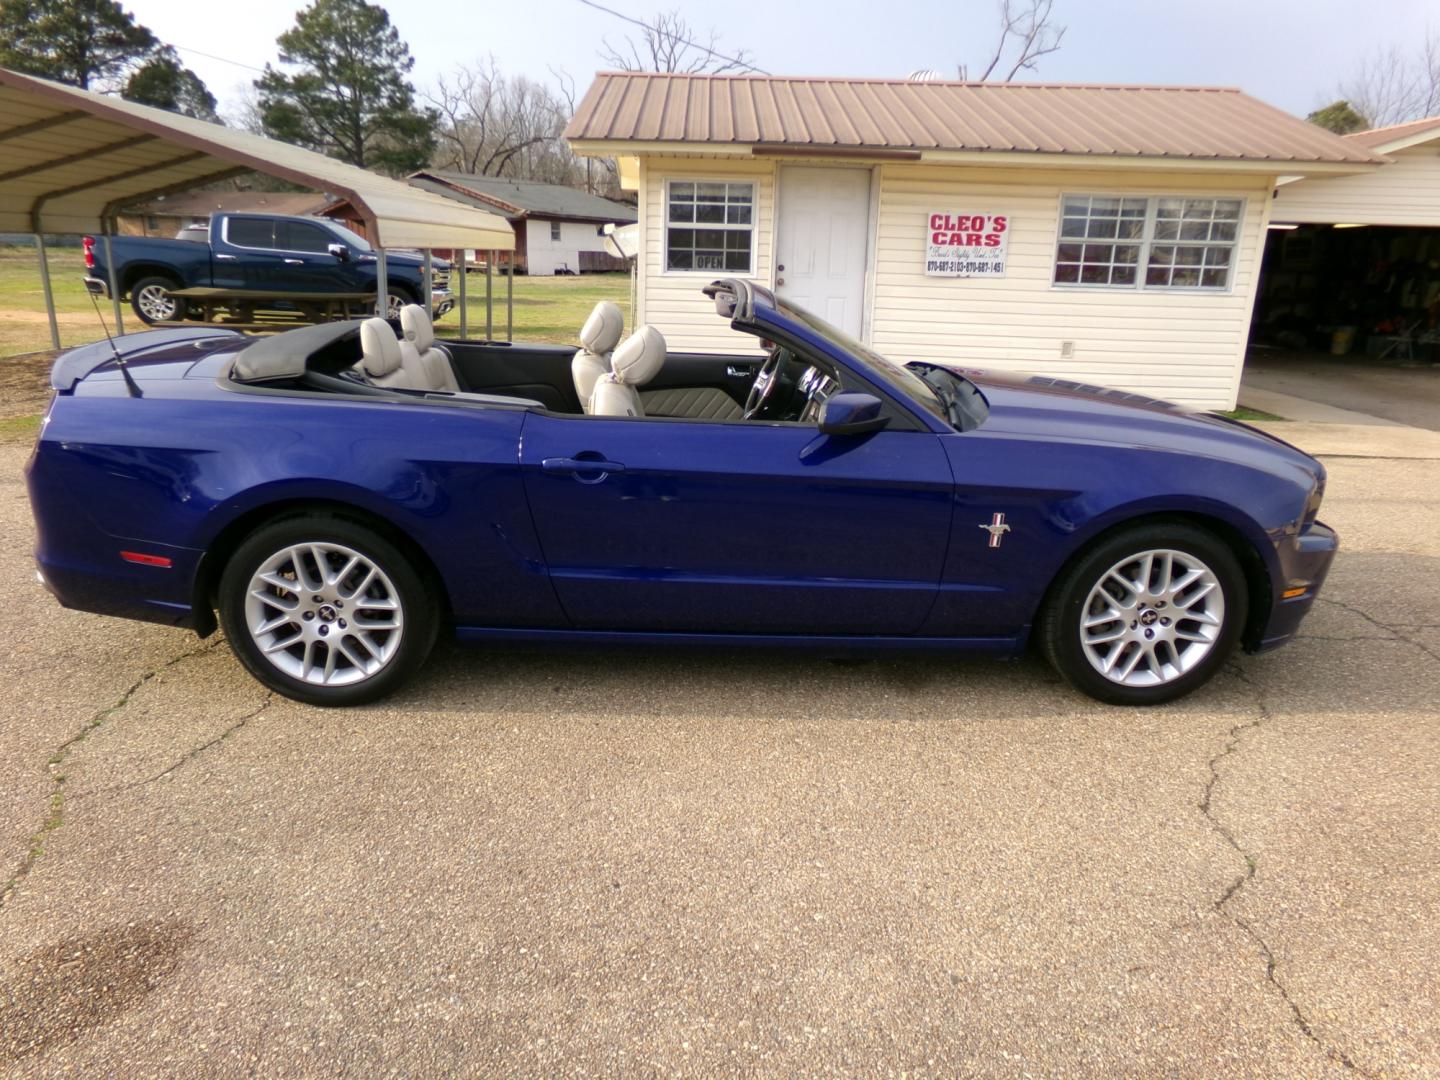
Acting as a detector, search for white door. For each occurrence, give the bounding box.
[775,166,872,339]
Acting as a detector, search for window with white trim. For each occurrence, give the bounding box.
[1054,195,1242,290]
[665,180,755,273]
[550,220,562,242]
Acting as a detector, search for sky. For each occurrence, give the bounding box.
[121,0,1435,122]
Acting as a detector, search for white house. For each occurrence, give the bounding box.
[565,73,1382,410]
[407,172,637,276]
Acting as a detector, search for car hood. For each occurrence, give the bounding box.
[934,364,1321,475]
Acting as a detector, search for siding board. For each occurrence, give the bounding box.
[1272,145,1440,226]
[869,164,1270,408]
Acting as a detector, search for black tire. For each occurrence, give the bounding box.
[1038,522,1248,706]
[129,275,186,324]
[218,515,439,707]
[383,287,417,320]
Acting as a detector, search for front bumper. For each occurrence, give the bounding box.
[1250,520,1339,652]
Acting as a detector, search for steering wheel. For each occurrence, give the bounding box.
[743,348,794,420]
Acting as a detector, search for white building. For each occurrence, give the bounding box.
[407,172,636,276]
[565,74,1383,410]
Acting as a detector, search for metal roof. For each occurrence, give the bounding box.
[0,67,514,249]
[1346,115,1440,152]
[566,73,1384,167]
[415,171,638,223]
[123,190,334,218]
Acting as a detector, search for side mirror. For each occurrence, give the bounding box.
[818,392,889,437]
[327,243,351,263]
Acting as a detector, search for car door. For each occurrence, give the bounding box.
[272,219,353,292]
[216,215,286,290]
[518,411,955,635]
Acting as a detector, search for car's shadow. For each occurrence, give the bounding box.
[377,550,1440,724]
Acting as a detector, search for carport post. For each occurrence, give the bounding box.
[457,249,468,338]
[484,253,493,340]
[375,246,388,317]
[34,234,60,350]
[506,255,513,342]
[422,250,433,313]
[101,233,124,336]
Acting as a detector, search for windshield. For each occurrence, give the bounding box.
[774,297,989,429]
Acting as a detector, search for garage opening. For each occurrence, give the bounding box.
[1245,221,1440,426]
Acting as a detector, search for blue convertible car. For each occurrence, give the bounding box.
[27,279,1336,707]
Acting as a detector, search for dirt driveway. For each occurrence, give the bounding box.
[0,435,1436,1078]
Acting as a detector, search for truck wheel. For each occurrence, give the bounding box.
[1038,522,1248,706]
[384,288,415,320]
[130,276,185,324]
[218,514,439,707]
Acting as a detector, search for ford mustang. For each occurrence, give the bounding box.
[26,279,1336,707]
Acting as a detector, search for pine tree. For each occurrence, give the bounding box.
[1306,100,1371,135]
[255,0,436,175]
[0,0,156,90]
[124,46,219,121]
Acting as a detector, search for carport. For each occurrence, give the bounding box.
[0,67,515,347]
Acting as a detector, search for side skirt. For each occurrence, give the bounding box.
[453,625,1027,657]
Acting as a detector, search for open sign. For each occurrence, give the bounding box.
[925,211,1009,278]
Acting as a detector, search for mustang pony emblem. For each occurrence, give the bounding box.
[979,512,1012,548]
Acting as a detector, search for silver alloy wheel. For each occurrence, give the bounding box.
[244,541,404,687]
[1078,548,1226,687]
[386,293,406,319]
[135,283,178,321]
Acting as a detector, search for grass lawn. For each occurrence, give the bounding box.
[0,242,631,361]
[0,242,99,360]
[439,271,631,343]
[1215,406,1287,421]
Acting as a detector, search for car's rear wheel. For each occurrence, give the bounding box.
[218,515,438,706]
[1039,523,1248,706]
[130,275,185,324]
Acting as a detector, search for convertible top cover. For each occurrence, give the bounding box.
[231,321,365,383]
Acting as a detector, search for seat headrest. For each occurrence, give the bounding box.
[360,318,403,377]
[399,304,434,352]
[579,301,624,355]
[610,325,666,386]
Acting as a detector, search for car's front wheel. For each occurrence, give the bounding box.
[1039,523,1248,706]
[218,515,438,706]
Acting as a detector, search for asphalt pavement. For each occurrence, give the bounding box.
[1,437,1436,1078]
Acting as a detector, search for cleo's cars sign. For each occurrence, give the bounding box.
[925,212,1009,278]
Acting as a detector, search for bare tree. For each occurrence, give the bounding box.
[599,8,757,75]
[959,0,1066,82]
[422,58,625,197]
[424,58,571,176]
[1337,30,1440,127]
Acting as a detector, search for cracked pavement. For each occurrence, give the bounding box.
[0,443,1436,1078]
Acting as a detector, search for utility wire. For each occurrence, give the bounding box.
[168,43,268,75]
[577,0,769,75]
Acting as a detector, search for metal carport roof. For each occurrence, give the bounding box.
[0,66,515,250]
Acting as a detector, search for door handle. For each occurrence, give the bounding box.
[542,456,626,483]
[215,253,237,261]
[283,258,304,265]
[726,364,756,377]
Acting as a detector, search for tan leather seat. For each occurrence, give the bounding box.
[590,326,666,418]
[573,301,624,412]
[399,305,460,392]
[359,318,414,389]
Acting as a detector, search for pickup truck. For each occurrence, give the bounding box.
[84,212,451,325]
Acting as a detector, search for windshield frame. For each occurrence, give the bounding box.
[761,293,987,431]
